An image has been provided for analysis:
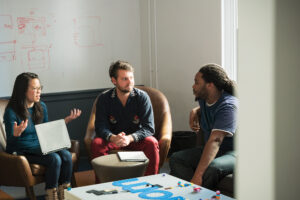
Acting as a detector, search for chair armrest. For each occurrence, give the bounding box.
[70,139,80,172]
[0,151,37,186]
[84,130,95,161]
[70,139,80,158]
[158,112,172,167]
[158,136,171,168]
[84,95,98,161]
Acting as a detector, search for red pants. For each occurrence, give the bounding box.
[91,136,160,177]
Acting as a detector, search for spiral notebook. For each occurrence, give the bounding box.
[117,151,148,162]
[35,119,71,155]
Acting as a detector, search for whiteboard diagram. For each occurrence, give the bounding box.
[0,15,16,62]
[20,45,50,70]
[0,0,142,97]
[17,15,51,70]
[17,16,47,45]
[0,13,104,68]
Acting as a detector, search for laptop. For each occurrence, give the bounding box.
[35,119,71,155]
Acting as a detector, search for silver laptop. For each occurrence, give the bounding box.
[35,119,71,155]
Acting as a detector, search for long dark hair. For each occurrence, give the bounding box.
[6,72,44,124]
[199,63,235,96]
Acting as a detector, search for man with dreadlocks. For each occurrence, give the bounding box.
[169,63,238,190]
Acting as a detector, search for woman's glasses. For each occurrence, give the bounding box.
[30,86,43,92]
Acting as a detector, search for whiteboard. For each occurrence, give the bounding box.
[0,0,142,97]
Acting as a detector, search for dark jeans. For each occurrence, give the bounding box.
[169,146,236,190]
[24,149,72,189]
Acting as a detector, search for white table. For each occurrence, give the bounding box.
[65,173,235,200]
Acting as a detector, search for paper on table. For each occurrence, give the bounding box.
[117,151,148,162]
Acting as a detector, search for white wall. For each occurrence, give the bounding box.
[141,0,222,131]
[237,0,275,199]
[237,0,300,199]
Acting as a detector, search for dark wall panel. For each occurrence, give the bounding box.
[41,88,108,157]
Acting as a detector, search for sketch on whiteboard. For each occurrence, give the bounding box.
[73,16,103,47]
[0,10,53,69]
[0,15,16,62]
[0,15,13,32]
[17,16,47,45]
[16,11,53,70]
[0,41,16,62]
[20,45,50,70]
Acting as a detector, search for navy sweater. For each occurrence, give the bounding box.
[4,101,48,154]
[95,88,155,142]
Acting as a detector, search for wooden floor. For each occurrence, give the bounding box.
[0,189,14,200]
[0,170,95,200]
[74,170,96,187]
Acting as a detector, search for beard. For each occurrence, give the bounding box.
[193,88,208,101]
[117,85,133,94]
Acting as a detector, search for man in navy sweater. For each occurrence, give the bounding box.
[170,63,238,190]
[91,60,159,177]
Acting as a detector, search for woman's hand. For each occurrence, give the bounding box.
[64,108,82,124]
[13,119,28,137]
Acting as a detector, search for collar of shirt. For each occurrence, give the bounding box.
[110,87,137,99]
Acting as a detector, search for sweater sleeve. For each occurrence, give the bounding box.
[94,94,113,141]
[131,92,155,142]
[40,101,49,123]
[3,107,19,153]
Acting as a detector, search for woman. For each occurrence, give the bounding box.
[4,72,81,200]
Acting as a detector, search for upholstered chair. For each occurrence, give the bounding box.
[0,99,80,200]
[84,86,172,168]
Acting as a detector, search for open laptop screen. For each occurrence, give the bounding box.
[35,119,71,155]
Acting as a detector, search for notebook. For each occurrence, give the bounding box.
[117,151,148,162]
[35,119,71,155]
